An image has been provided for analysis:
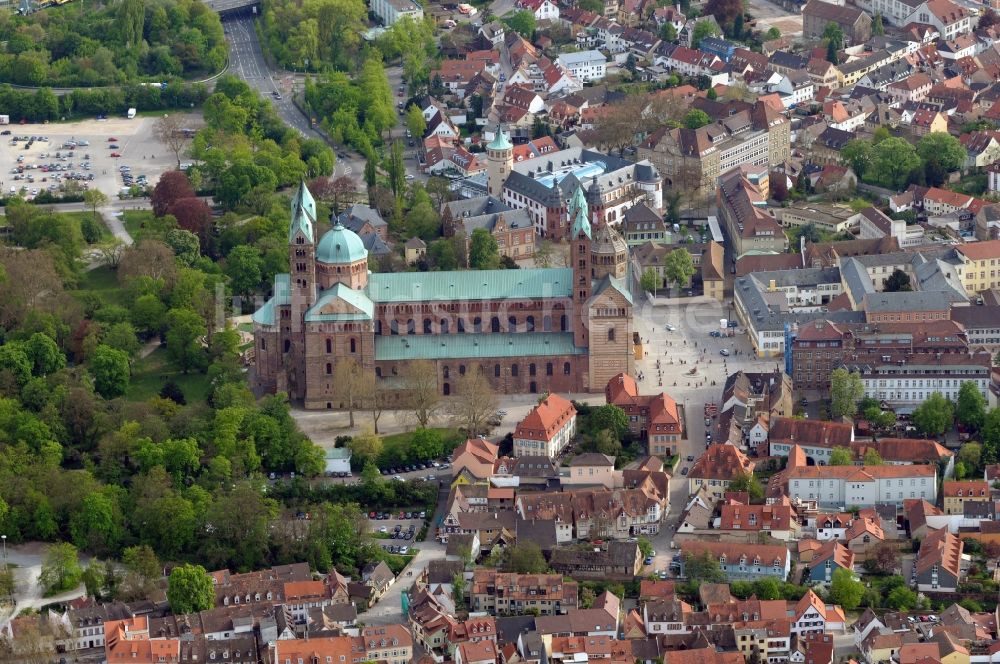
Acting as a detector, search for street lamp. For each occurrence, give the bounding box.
[1,534,6,571]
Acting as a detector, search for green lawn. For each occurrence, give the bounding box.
[127,347,212,403]
[121,210,167,242]
[76,264,130,307]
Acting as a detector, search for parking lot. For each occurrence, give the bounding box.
[1,114,201,202]
[369,510,428,555]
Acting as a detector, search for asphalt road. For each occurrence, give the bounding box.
[220,14,367,182]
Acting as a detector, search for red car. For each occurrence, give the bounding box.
[369,511,376,519]
[110,152,121,157]
[107,137,118,142]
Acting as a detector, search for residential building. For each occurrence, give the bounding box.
[562,453,616,489]
[371,0,423,25]
[914,528,962,592]
[470,571,579,615]
[556,50,608,81]
[804,541,855,583]
[717,166,787,257]
[854,0,926,27]
[857,207,924,248]
[549,542,642,579]
[942,480,990,515]
[783,462,938,508]
[907,0,972,40]
[512,393,577,458]
[777,203,856,235]
[637,100,790,202]
[452,438,500,486]
[604,373,682,456]
[791,590,847,635]
[767,417,854,464]
[717,502,801,540]
[687,443,756,500]
[802,0,872,45]
[678,541,791,581]
[621,204,666,246]
[274,626,414,664]
[846,350,991,409]
[955,239,1000,293]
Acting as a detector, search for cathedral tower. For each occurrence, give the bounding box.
[486,126,513,197]
[289,180,318,309]
[569,186,592,349]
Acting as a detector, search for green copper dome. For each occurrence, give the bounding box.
[487,126,512,151]
[317,222,368,264]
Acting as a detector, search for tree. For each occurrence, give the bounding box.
[871,542,900,574]
[226,245,264,298]
[100,240,127,270]
[387,140,406,196]
[980,7,1000,29]
[165,307,207,373]
[364,158,377,190]
[863,449,884,466]
[332,358,366,427]
[912,391,954,437]
[89,345,131,399]
[449,370,499,436]
[151,171,196,217]
[765,26,781,40]
[504,10,536,38]
[660,23,678,42]
[870,137,921,190]
[829,446,853,466]
[170,197,213,244]
[829,568,863,610]
[40,542,83,594]
[469,228,501,270]
[683,109,711,129]
[729,470,764,502]
[956,382,986,432]
[823,21,844,50]
[589,404,629,439]
[682,550,726,583]
[154,115,191,169]
[406,105,427,140]
[885,584,918,610]
[691,20,720,49]
[841,140,874,179]
[118,239,178,285]
[400,360,442,427]
[506,542,548,573]
[917,132,966,172]
[27,332,64,376]
[349,428,383,466]
[119,545,162,601]
[167,564,214,615]
[640,267,660,294]
[829,368,864,419]
[84,189,109,228]
[826,39,838,65]
[957,442,982,473]
[663,248,696,291]
[884,269,912,292]
[873,11,885,35]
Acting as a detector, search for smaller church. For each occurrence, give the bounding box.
[252,136,636,409]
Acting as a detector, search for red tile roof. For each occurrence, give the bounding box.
[514,394,576,442]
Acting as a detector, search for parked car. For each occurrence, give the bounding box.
[681,467,689,475]
[665,323,676,331]
[719,348,730,356]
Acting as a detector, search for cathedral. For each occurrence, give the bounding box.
[252,131,636,409]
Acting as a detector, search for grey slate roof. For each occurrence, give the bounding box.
[863,290,963,312]
[841,257,875,303]
[337,204,387,232]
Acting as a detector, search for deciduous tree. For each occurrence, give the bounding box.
[153,115,191,170]
[829,567,863,609]
[884,269,912,292]
[151,171,196,217]
[956,381,986,432]
[912,391,954,437]
[89,345,131,399]
[167,564,214,615]
[449,370,499,436]
[664,248,696,292]
[40,542,83,594]
[830,368,864,419]
[401,360,442,427]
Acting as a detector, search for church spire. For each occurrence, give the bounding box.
[289,180,316,243]
[569,185,590,239]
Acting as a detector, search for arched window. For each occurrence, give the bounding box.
[474,317,483,333]
[511,363,519,377]
[546,362,553,376]
[283,339,291,353]
[326,339,332,353]
[608,328,616,341]
[529,363,536,376]
[494,364,501,377]
[508,315,517,332]
[326,363,332,375]
[375,320,382,335]
[443,366,450,379]
[458,318,466,333]
[560,315,568,331]
[543,315,552,332]
[441,319,450,334]
[563,362,571,375]
[350,338,356,353]
[526,315,535,331]
[443,383,450,396]
[459,365,466,376]
[390,320,399,335]
[375,367,382,378]
[491,317,501,333]
[423,319,432,334]
[407,319,416,335]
